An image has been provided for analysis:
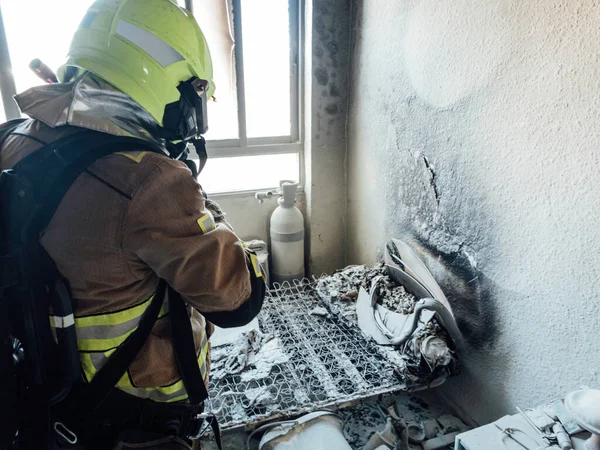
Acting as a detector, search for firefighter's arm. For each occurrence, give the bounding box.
[123,157,265,325]
[202,245,265,328]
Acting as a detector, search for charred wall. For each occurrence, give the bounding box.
[346,0,600,423]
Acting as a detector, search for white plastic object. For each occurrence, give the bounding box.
[258,411,352,450]
[565,389,600,450]
[385,239,455,319]
[268,180,304,284]
[356,268,461,347]
[421,432,461,450]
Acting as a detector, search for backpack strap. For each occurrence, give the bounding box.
[0,118,27,150]
[7,130,165,244]
[168,287,210,405]
[0,118,28,290]
[168,286,222,449]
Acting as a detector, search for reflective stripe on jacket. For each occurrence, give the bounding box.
[50,293,210,403]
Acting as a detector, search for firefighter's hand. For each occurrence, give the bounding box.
[205,198,225,221]
[205,198,234,230]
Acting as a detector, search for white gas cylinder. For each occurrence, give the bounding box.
[269,180,304,284]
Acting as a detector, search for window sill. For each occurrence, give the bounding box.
[207,184,305,200]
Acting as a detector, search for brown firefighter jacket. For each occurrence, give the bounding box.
[0,119,265,401]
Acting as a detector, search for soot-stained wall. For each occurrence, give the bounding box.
[346,0,600,423]
[304,0,351,275]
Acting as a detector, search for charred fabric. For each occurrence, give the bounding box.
[315,262,459,385]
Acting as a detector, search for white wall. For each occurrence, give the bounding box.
[347,0,600,424]
[213,192,306,242]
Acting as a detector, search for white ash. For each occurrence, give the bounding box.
[210,330,287,383]
[315,265,369,302]
[309,306,329,317]
[314,263,457,388]
[240,337,289,382]
[244,386,276,407]
[227,402,246,423]
[342,403,388,449]
[338,396,469,450]
[200,395,468,450]
[315,263,418,316]
[364,263,418,314]
[293,389,310,404]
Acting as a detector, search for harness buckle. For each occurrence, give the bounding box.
[186,413,213,440]
[53,421,78,445]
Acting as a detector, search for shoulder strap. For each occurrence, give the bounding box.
[169,287,223,449]
[0,118,27,150]
[75,280,167,415]
[168,287,210,405]
[4,130,164,244]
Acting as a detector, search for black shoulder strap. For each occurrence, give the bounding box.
[75,280,167,414]
[169,286,223,449]
[168,286,210,405]
[8,130,165,244]
[0,118,27,149]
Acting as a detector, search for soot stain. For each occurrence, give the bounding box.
[325,103,339,115]
[314,67,330,86]
[329,83,341,97]
[411,237,500,348]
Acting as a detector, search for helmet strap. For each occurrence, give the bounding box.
[165,136,208,178]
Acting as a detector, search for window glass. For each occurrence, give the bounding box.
[193,0,239,140]
[2,0,94,94]
[241,0,291,138]
[198,153,299,193]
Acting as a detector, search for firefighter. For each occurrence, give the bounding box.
[0,0,265,448]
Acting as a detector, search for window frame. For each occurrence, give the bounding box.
[0,0,305,193]
[199,0,305,191]
[0,7,19,121]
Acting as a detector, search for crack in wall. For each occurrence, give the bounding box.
[422,155,441,205]
[385,129,495,348]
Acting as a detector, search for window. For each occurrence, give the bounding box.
[187,0,303,193]
[0,0,302,194]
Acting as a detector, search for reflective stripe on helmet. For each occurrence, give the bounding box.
[115,20,185,68]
